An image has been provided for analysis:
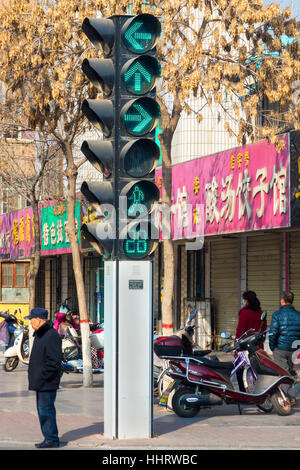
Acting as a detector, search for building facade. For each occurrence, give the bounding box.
[155,130,300,347]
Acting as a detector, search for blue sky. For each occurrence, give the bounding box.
[263,0,300,19]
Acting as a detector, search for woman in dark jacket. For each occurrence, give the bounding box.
[235,291,266,392]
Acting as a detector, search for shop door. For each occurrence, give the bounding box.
[210,238,240,342]
[50,257,61,319]
[289,231,300,311]
[35,258,45,309]
[247,233,281,326]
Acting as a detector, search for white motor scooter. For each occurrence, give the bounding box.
[3,323,29,371]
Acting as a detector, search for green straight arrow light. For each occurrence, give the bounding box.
[124,61,152,93]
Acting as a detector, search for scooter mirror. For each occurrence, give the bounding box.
[261,311,267,321]
[187,309,197,324]
[220,332,231,339]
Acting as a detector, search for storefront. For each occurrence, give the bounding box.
[156,130,300,346]
[40,201,81,318]
[0,207,35,321]
[83,255,104,324]
[81,204,104,324]
[289,231,300,310]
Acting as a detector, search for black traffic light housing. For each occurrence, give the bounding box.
[81,14,161,260]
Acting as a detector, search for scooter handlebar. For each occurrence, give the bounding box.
[220,328,268,352]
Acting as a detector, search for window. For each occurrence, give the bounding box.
[0,187,27,214]
[15,264,26,287]
[2,263,28,288]
[2,264,13,288]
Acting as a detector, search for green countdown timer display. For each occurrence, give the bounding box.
[122,97,160,136]
[122,14,161,54]
[123,225,152,260]
[121,56,161,95]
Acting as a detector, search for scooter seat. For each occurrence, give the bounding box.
[193,350,211,357]
[195,356,234,370]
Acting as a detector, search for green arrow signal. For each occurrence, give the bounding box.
[124,21,152,52]
[124,62,152,93]
[124,103,153,134]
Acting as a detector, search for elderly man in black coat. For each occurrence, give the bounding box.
[25,307,62,449]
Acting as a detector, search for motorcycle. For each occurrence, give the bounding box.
[2,311,29,372]
[157,312,295,417]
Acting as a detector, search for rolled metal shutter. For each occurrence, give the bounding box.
[210,238,240,340]
[247,234,281,326]
[289,231,300,311]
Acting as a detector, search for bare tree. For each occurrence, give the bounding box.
[0,120,62,310]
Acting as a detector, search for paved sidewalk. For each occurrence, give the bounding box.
[1,362,300,451]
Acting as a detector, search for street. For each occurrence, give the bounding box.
[1,362,300,452]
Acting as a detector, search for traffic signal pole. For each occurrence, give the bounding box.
[81,14,161,439]
[104,259,153,439]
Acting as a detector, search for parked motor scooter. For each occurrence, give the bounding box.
[60,324,104,375]
[0,311,19,352]
[2,310,29,371]
[54,297,80,335]
[154,309,212,396]
[157,312,295,417]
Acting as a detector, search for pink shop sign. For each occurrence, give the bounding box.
[155,134,290,238]
[0,207,35,259]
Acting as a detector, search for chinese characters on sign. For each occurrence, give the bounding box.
[41,202,81,255]
[155,134,290,238]
[0,208,35,259]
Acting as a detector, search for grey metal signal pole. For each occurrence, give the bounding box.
[104,259,153,439]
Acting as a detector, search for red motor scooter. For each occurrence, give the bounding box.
[156,313,295,417]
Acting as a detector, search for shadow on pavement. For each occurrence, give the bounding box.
[0,391,32,398]
[60,376,104,389]
[61,422,104,442]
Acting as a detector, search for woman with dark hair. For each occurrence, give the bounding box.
[235,291,267,392]
[236,291,266,340]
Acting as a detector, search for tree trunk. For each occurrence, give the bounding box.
[28,198,41,311]
[27,197,42,354]
[159,99,182,335]
[161,126,175,336]
[65,142,93,387]
[161,239,175,335]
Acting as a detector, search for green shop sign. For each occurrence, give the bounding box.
[41,202,80,255]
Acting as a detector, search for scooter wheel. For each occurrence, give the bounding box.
[270,388,292,416]
[3,356,19,372]
[172,387,199,418]
[243,367,273,413]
